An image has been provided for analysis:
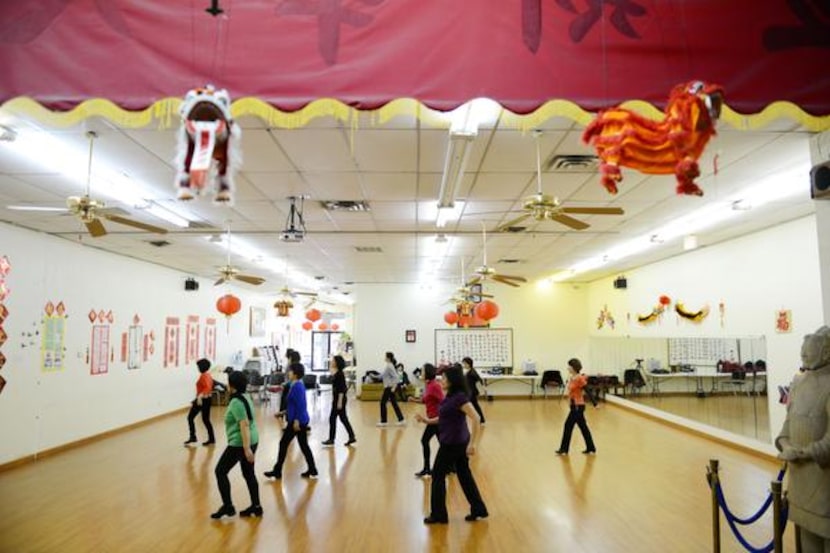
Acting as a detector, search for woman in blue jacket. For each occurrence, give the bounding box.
[264,363,318,479]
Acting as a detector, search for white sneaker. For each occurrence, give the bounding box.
[376,422,388,427]
[395,420,407,426]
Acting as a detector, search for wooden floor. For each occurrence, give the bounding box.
[0,394,794,553]
[624,393,772,443]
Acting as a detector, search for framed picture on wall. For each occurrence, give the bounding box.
[469,283,483,304]
[405,329,416,343]
[249,306,266,337]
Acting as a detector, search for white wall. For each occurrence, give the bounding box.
[352,280,589,394]
[584,215,825,440]
[0,223,278,465]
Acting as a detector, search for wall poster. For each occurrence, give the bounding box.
[127,314,143,370]
[41,301,67,373]
[204,318,216,360]
[164,317,180,368]
[90,309,113,376]
[186,315,200,364]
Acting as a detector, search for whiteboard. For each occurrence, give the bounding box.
[434,328,513,368]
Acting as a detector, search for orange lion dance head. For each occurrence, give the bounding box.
[583,81,724,196]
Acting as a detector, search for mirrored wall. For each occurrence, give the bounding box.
[588,336,769,443]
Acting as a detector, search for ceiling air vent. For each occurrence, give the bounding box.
[545,154,599,172]
[147,240,171,248]
[504,226,527,233]
[322,200,371,212]
[497,258,522,264]
[354,246,383,253]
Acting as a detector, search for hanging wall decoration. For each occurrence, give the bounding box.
[775,309,792,333]
[675,301,710,323]
[274,299,293,317]
[204,318,217,360]
[305,308,322,322]
[583,81,723,196]
[89,309,112,375]
[125,314,143,369]
[175,85,240,204]
[719,300,726,328]
[0,255,9,386]
[216,293,242,332]
[164,317,180,368]
[597,305,616,330]
[474,300,500,322]
[302,321,313,331]
[41,301,66,373]
[444,311,459,326]
[186,315,200,364]
[637,295,671,325]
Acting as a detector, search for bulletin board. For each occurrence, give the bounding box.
[434,328,513,368]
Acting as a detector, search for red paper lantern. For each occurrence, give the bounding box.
[474,300,499,321]
[471,316,487,327]
[302,321,313,331]
[659,295,671,306]
[444,311,459,325]
[331,323,340,331]
[305,308,322,322]
[216,294,241,317]
[318,322,329,331]
[458,315,472,328]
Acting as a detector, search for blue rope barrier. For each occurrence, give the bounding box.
[717,468,786,525]
[715,483,788,553]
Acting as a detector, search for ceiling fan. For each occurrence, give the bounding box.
[467,223,528,288]
[496,131,624,232]
[6,131,168,238]
[447,258,495,304]
[214,225,266,286]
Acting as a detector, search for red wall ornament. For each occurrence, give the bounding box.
[318,322,329,331]
[659,295,672,306]
[302,321,313,331]
[331,323,340,331]
[474,300,499,321]
[305,308,322,322]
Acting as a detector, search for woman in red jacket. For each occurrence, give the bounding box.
[555,358,596,455]
[411,363,444,477]
[184,358,215,446]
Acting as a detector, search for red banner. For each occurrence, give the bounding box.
[0,1,828,114]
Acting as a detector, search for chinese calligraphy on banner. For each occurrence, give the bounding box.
[435,328,513,369]
[89,309,113,375]
[186,315,199,364]
[204,318,216,360]
[165,317,180,368]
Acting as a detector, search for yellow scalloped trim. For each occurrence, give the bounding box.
[1,96,828,131]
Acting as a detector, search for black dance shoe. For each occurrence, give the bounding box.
[301,470,319,479]
[263,470,282,479]
[210,505,236,519]
[423,516,448,524]
[239,505,263,518]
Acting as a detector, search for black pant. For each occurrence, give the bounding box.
[187,399,214,442]
[429,442,487,520]
[215,443,259,507]
[469,394,486,423]
[328,394,355,441]
[420,424,440,472]
[380,387,404,423]
[273,424,317,473]
[558,403,596,452]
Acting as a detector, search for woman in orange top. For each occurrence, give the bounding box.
[555,358,596,455]
[184,358,215,446]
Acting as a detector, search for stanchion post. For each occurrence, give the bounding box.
[771,480,783,553]
[709,459,721,553]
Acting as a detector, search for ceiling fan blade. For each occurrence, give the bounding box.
[214,277,228,286]
[85,218,107,237]
[6,205,69,212]
[102,214,168,234]
[494,274,527,283]
[491,275,522,287]
[497,213,532,231]
[466,276,482,286]
[550,213,590,230]
[294,291,318,297]
[561,207,625,215]
[233,274,266,286]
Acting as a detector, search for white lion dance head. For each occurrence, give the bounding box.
[175,85,241,204]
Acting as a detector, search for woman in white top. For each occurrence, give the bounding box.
[378,351,405,426]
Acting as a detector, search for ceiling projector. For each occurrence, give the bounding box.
[280,229,305,243]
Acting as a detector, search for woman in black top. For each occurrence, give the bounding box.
[322,355,356,447]
[462,357,486,424]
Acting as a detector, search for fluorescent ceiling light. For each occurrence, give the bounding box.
[683,235,699,250]
[448,98,502,133]
[547,163,807,282]
[437,134,475,209]
[436,200,465,228]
